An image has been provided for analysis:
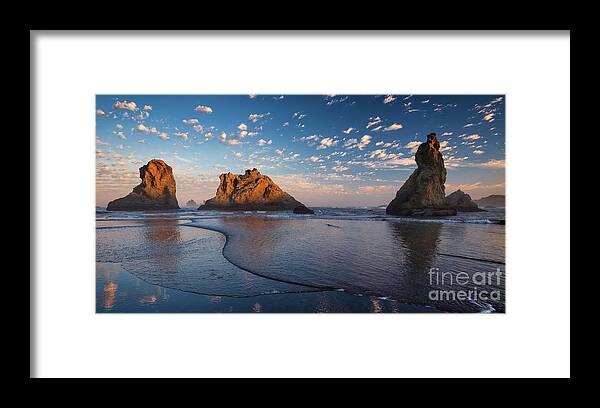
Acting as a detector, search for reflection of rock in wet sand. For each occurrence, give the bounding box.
[221,217,285,258]
[387,222,442,276]
[103,281,118,310]
[141,219,183,275]
[371,299,383,313]
[143,219,183,243]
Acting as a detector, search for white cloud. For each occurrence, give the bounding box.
[383,123,403,132]
[473,149,485,154]
[257,138,272,146]
[300,135,320,142]
[479,159,505,168]
[332,166,349,172]
[317,137,338,150]
[143,105,153,111]
[463,134,481,141]
[439,140,454,153]
[194,105,213,114]
[193,125,204,133]
[96,109,106,117]
[115,123,124,129]
[116,131,126,140]
[343,127,354,134]
[369,149,389,159]
[238,123,248,131]
[366,117,382,128]
[384,157,416,166]
[113,100,138,111]
[248,112,270,122]
[135,124,150,133]
[344,138,358,148]
[383,95,396,104]
[135,111,149,120]
[218,132,242,145]
[483,113,495,122]
[357,135,372,150]
[403,141,421,152]
[158,132,170,140]
[175,132,190,140]
[182,119,199,125]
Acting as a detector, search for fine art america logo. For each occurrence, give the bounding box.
[428,268,503,302]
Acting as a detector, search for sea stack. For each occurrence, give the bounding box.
[293,205,315,214]
[386,133,457,216]
[474,194,505,208]
[445,189,483,212]
[106,159,179,211]
[185,199,198,208]
[199,168,309,211]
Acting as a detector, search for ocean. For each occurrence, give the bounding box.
[96,207,505,313]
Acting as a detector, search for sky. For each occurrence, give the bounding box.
[96,94,505,207]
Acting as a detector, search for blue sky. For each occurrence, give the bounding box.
[96,94,505,207]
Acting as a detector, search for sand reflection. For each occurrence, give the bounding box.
[103,282,118,310]
[221,217,285,262]
[387,222,442,275]
[142,219,183,276]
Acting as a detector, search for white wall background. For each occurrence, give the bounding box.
[32,31,570,378]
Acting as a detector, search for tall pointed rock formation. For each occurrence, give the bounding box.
[386,133,457,216]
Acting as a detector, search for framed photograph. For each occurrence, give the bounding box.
[95,94,505,314]
[32,30,570,378]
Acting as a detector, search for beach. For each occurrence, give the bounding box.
[96,207,505,313]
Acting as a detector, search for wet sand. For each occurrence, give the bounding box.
[96,215,504,313]
[96,219,437,313]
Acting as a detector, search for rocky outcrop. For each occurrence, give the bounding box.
[386,133,457,216]
[199,168,309,211]
[293,205,315,214]
[185,199,198,207]
[474,194,505,208]
[106,159,179,211]
[445,189,483,212]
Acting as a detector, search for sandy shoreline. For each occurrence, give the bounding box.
[96,220,441,313]
[96,214,504,313]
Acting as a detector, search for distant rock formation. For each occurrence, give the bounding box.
[445,189,484,212]
[185,199,198,208]
[198,168,309,211]
[106,159,179,211]
[386,133,457,216]
[293,205,315,214]
[474,194,505,208]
